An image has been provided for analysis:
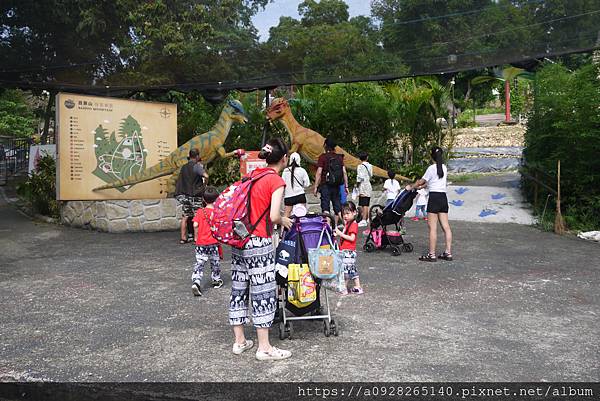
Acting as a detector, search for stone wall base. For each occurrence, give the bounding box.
[60,199,182,233]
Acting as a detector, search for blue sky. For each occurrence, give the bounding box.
[252,0,372,42]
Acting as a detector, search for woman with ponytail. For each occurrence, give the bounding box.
[281,152,310,217]
[229,138,293,361]
[406,146,453,262]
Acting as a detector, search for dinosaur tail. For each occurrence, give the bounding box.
[93,159,178,191]
[371,165,411,182]
[335,146,411,182]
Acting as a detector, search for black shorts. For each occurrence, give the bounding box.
[427,192,449,213]
[284,193,307,206]
[358,196,370,207]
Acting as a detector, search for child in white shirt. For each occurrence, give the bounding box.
[413,188,429,221]
[383,170,401,207]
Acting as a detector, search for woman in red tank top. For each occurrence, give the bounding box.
[229,138,294,361]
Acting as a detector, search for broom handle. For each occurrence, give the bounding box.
[557,160,561,212]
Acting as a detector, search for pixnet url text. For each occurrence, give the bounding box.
[297,385,594,399]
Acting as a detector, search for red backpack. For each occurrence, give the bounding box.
[210,170,275,248]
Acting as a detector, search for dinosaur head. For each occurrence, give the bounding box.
[266,98,289,121]
[224,99,248,124]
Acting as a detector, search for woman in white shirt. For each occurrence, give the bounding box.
[281,152,310,217]
[406,146,453,262]
[356,152,373,227]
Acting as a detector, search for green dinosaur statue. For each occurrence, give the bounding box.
[266,98,410,181]
[93,99,247,194]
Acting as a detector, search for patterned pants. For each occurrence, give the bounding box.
[229,236,277,328]
[176,194,204,217]
[342,250,359,280]
[192,245,221,284]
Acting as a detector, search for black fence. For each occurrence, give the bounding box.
[0,136,30,186]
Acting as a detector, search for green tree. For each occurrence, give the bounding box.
[1,1,268,141]
[265,0,405,83]
[385,78,443,167]
[471,66,534,122]
[373,0,532,74]
[524,62,600,230]
[0,89,37,137]
[298,0,349,26]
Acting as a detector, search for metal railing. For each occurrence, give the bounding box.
[0,136,30,186]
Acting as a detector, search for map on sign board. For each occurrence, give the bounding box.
[92,116,148,192]
[56,93,176,200]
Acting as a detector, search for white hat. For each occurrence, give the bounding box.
[289,152,301,166]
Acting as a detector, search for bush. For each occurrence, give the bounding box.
[457,110,477,128]
[17,154,59,217]
[523,62,600,230]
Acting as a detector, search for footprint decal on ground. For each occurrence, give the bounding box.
[455,187,469,195]
[450,200,464,206]
[491,193,506,200]
[479,209,498,217]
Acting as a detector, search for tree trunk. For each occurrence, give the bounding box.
[463,81,471,103]
[504,80,511,123]
[41,91,56,145]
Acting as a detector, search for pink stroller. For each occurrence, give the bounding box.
[363,189,416,256]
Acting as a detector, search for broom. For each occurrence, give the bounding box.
[554,159,566,234]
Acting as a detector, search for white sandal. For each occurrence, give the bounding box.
[255,346,292,361]
[232,340,254,355]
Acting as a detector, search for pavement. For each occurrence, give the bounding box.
[474,113,505,127]
[1,185,599,383]
[306,173,534,225]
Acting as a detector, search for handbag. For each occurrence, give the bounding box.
[321,268,346,294]
[287,263,317,307]
[275,232,297,282]
[308,227,342,279]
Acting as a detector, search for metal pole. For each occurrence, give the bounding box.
[505,80,511,123]
[261,89,270,147]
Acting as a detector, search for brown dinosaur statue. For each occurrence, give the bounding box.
[265,98,409,181]
[94,99,247,194]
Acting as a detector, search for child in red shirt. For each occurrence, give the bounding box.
[191,186,222,296]
[334,201,364,295]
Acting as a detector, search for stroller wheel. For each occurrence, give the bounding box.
[364,241,376,253]
[286,322,293,340]
[403,243,414,253]
[391,246,402,256]
[278,322,286,340]
[330,319,339,336]
[323,320,331,337]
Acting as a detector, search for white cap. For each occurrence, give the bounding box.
[289,152,301,166]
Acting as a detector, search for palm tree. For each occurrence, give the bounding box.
[385,78,445,165]
[471,66,534,123]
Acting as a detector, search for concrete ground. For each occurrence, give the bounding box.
[1,192,599,382]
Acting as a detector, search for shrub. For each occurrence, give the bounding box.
[17,154,59,217]
[523,62,600,230]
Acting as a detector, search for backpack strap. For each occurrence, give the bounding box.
[201,208,210,224]
[246,170,277,237]
[340,221,353,247]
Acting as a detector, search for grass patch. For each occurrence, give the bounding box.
[447,173,485,183]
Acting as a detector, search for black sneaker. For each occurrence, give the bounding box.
[212,279,224,289]
[192,282,202,296]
